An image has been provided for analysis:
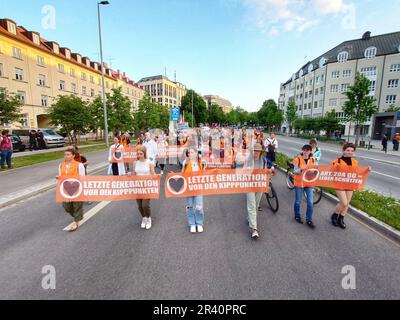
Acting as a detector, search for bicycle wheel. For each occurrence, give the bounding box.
[286,171,295,190]
[266,183,279,213]
[304,187,323,205]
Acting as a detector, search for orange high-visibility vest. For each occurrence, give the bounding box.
[60,160,80,177]
[292,156,316,187]
[184,160,204,173]
[332,157,359,167]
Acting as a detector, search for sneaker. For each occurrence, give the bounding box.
[337,215,347,229]
[145,218,152,230]
[141,218,147,229]
[331,213,339,227]
[251,229,259,240]
[197,225,204,233]
[295,217,304,224]
[258,206,263,212]
[306,221,316,229]
[161,170,164,175]
[190,225,197,233]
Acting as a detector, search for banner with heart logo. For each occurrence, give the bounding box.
[164,169,270,198]
[56,175,161,202]
[300,165,369,190]
[111,148,138,163]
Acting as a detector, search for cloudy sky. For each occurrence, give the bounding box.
[1,0,400,111]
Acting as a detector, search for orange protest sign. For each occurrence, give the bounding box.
[300,165,369,190]
[165,169,270,198]
[157,145,186,159]
[56,175,161,202]
[111,147,137,163]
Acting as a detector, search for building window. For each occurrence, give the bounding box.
[331,71,340,78]
[314,101,318,108]
[386,95,397,105]
[32,34,40,45]
[341,83,350,93]
[81,72,87,81]
[58,64,65,73]
[319,100,324,108]
[361,66,377,76]
[16,91,26,104]
[82,86,87,96]
[310,80,313,86]
[38,74,46,87]
[20,114,28,127]
[330,84,339,93]
[59,80,65,91]
[388,79,399,88]
[15,68,23,81]
[91,89,95,97]
[369,80,376,92]
[12,47,22,59]
[390,64,400,72]
[90,76,94,84]
[308,103,312,109]
[343,69,352,78]
[7,21,17,34]
[365,46,377,59]
[71,83,77,93]
[70,68,75,77]
[0,63,3,77]
[315,88,319,96]
[41,95,48,107]
[37,56,45,66]
[316,76,320,84]
[329,98,338,107]
[320,87,324,94]
[338,51,349,63]
[305,92,308,99]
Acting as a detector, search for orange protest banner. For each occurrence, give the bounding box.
[300,165,369,191]
[157,145,186,159]
[56,175,161,202]
[111,147,137,163]
[165,169,270,198]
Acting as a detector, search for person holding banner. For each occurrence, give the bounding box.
[108,137,126,176]
[182,147,206,233]
[292,145,316,229]
[331,143,371,229]
[129,146,156,230]
[57,147,86,232]
[144,132,158,166]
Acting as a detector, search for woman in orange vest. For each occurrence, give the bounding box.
[292,145,316,229]
[182,147,206,234]
[331,143,371,229]
[57,147,86,232]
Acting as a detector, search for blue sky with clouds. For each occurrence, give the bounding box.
[0,0,399,111]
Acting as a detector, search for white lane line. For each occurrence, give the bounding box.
[370,171,400,181]
[63,201,111,231]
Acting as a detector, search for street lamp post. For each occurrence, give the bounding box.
[97,1,110,147]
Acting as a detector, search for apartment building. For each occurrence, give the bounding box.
[203,95,233,114]
[137,75,187,109]
[278,31,400,138]
[0,17,144,129]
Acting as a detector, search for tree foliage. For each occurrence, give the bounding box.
[0,90,23,126]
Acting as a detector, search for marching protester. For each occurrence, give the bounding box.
[292,145,316,229]
[108,137,126,176]
[331,143,372,229]
[73,145,89,174]
[156,134,168,175]
[0,130,13,170]
[309,139,322,164]
[143,132,158,165]
[244,142,265,240]
[57,147,86,232]
[129,146,156,230]
[264,132,278,168]
[182,147,206,233]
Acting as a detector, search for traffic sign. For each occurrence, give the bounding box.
[170,107,180,121]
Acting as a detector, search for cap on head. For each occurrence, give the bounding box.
[302,144,312,152]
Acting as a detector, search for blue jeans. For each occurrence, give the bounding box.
[0,150,12,169]
[294,187,314,222]
[186,196,205,226]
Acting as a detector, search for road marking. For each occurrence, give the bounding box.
[370,171,400,181]
[63,201,111,231]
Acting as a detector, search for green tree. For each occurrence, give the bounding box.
[133,92,169,132]
[258,99,284,131]
[181,90,208,126]
[286,100,298,133]
[208,104,225,125]
[385,105,400,112]
[343,73,378,145]
[48,95,92,144]
[319,110,341,138]
[0,90,23,126]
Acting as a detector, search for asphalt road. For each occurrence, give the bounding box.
[0,166,399,300]
[277,136,400,199]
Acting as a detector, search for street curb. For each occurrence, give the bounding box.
[0,162,108,210]
[275,165,400,245]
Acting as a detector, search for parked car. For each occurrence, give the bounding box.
[8,129,30,147]
[11,134,26,152]
[38,128,65,148]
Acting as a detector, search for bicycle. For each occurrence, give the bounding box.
[262,158,279,213]
[286,160,323,205]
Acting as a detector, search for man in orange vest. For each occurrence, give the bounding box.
[292,145,316,229]
[57,147,86,232]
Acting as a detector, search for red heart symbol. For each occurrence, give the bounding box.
[63,181,81,197]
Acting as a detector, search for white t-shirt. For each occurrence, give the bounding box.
[143,139,158,161]
[135,159,151,176]
[264,138,278,151]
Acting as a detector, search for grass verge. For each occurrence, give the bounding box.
[276,152,400,231]
[2,145,107,171]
